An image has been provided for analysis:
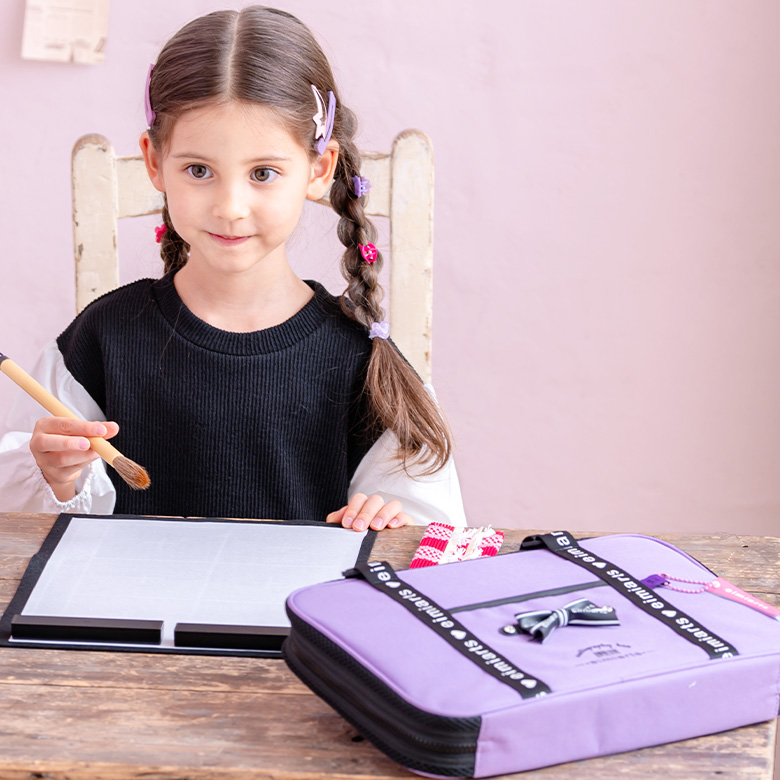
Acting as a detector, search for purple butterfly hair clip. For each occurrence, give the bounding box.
[352,175,371,198]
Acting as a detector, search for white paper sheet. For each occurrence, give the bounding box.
[22,0,110,64]
[17,516,368,650]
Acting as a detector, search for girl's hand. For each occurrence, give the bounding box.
[29,416,119,502]
[326,492,412,532]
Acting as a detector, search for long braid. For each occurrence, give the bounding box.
[329,110,452,475]
[159,200,189,274]
[329,129,383,328]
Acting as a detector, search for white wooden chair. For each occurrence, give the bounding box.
[71,131,435,382]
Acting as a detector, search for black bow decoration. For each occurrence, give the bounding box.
[501,598,619,643]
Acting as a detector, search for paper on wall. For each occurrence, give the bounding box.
[22,0,110,64]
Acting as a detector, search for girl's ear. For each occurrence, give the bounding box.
[306,142,339,201]
[139,132,166,193]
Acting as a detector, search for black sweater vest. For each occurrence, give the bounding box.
[57,275,380,520]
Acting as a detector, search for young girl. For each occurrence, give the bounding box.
[0,6,466,531]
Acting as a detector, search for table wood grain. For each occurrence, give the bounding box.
[0,513,776,779]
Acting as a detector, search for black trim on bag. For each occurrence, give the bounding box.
[520,532,739,660]
[349,561,552,698]
[283,613,480,778]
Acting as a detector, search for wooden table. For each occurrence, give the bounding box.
[0,512,777,779]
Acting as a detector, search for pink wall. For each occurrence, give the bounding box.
[2,1,779,535]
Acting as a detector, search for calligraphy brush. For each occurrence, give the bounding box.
[0,352,150,490]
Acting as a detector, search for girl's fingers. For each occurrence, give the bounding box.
[385,512,413,529]
[340,492,369,529]
[32,418,119,456]
[349,494,386,531]
[325,505,348,525]
[36,417,111,438]
[101,421,120,439]
[368,499,404,530]
[30,417,114,492]
[328,495,412,532]
[36,432,93,454]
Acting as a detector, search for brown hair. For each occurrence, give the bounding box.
[146,6,451,474]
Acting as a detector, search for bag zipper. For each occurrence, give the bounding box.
[591,534,718,576]
[283,610,480,777]
[449,579,607,614]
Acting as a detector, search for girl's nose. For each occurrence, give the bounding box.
[214,181,251,221]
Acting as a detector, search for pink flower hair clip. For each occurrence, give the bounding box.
[359,243,378,263]
[154,224,167,243]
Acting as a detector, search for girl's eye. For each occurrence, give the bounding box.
[186,164,212,179]
[251,168,278,183]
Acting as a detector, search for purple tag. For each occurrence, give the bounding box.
[640,574,667,589]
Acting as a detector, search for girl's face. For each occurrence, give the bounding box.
[141,101,335,280]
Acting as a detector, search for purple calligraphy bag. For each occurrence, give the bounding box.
[283,532,780,778]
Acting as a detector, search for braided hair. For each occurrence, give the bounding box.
[145,6,452,473]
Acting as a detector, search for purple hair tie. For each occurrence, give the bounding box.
[311,85,336,155]
[352,175,371,198]
[144,64,156,127]
[369,321,390,341]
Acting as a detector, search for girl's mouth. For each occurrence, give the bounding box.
[208,232,251,246]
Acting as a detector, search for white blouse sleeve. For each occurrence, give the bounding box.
[0,341,117,515]
[348,385,468,527]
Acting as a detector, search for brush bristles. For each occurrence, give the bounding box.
[112,455,151,491]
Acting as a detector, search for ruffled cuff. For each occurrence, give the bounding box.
[32,461,96,514]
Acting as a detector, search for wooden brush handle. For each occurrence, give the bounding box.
[0,356,121,466]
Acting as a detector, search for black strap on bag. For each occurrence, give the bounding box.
[521,531,739,660]
[347,560,552,698]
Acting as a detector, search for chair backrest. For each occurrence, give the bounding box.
[71,131,435,382]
